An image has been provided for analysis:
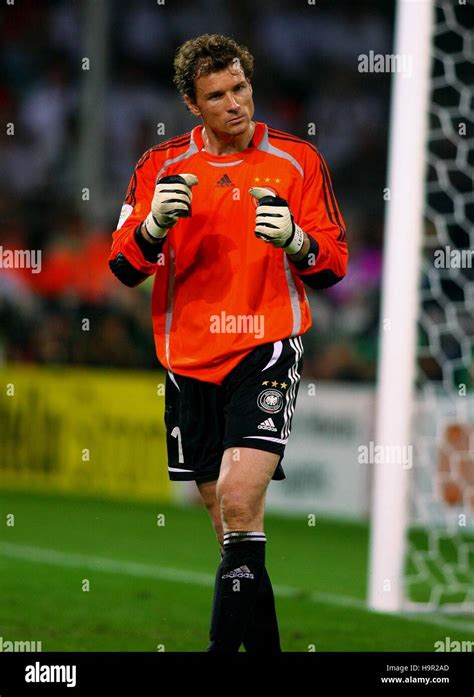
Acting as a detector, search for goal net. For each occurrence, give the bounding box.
[405,0,473,613]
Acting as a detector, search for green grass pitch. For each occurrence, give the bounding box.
[0,491,473,652]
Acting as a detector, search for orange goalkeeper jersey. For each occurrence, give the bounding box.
[109,122,348,384]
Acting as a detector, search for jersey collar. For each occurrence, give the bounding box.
[192,122,265,162]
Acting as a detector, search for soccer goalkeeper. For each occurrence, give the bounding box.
[109,34,348,653]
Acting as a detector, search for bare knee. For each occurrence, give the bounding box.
[216,447,277,532]
[218,489,264,531]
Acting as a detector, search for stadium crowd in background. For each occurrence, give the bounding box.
[0,0,393,381]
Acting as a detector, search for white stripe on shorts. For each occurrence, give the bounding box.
[260,340,283,372]
[282,336,303,440]
[168,370,180,391]
[242,435,289,444]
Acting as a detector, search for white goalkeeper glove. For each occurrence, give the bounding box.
[249,187,305,255]
[145,173,199,239]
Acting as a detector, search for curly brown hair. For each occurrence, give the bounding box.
[173,34,254,102]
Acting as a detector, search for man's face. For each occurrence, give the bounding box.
[185,62,254,137]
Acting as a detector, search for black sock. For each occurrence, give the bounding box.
[207,531,266,652]
[215,545,281,653]
[242,566,281,653]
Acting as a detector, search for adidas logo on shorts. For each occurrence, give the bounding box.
[222,565,255,580]
[257,417,277,432]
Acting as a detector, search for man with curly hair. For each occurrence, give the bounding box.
[109,34,348,653]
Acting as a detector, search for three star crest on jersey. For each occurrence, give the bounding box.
[253,177,281,184]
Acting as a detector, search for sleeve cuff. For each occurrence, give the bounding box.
[134,223,166,263]
[290,235,320,271]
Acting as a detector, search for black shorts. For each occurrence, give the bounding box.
[163,336,304,484]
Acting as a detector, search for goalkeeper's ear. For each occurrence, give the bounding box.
[183,94,201,117]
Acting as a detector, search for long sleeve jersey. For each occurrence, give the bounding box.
[109,122,348,384]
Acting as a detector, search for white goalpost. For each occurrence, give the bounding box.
[368,0,473,613]
[368,0,434,614]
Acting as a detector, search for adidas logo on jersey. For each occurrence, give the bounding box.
[216,174,233,187]
[257,418,277,432]
[222,565,255,580]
